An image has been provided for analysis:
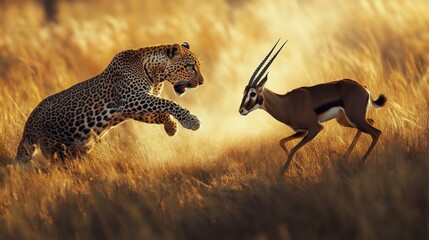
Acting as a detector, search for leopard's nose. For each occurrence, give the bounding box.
[198,75,204,85]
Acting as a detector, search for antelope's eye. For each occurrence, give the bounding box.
[250,92,257,97]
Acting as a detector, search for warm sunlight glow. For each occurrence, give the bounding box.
[0,0,428,239]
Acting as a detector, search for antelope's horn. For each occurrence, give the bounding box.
[248,39,281,86]
[254,40,287,86]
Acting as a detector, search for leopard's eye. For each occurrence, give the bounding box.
[187,64,197,73]
[187,64,195,69]
[250,92,257,98]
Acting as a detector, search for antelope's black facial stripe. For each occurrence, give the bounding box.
[257,95,263,105]
[241,88,259,110]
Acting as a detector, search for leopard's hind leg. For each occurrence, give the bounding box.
[16,138,36,163]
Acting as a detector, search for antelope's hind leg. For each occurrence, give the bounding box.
[345,114,380,163]
[336,113,361,160]
[358,119,381,163]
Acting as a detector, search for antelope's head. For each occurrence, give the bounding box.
[239,39,287,116]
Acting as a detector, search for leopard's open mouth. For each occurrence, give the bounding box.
[173,81,192,96]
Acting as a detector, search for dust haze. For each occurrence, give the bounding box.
[0,0,428,239]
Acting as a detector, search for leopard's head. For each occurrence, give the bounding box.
[164,42,204,96]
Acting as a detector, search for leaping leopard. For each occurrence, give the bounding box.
[16,42,204,163]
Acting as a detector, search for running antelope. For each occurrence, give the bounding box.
[239,40,387,176]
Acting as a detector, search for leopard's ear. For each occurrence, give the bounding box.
[181,42,190,49]
[166,44,183,59]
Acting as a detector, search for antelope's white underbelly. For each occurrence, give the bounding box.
[318,107,343,122]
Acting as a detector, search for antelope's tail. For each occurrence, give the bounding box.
[371,94,387,109]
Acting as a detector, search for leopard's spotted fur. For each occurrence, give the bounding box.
[16,42,204,163]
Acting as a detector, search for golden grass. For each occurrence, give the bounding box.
[1,0,429,239]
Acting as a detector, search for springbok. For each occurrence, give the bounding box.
[239,40,387,176]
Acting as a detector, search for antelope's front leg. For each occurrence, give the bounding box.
[135,112,177,136]
[279,131,307,156]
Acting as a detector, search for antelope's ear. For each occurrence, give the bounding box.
[258,72,269,87]
[166,44,183,59]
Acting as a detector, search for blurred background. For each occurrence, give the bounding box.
[1,1,429,239]
[0,0,428,161]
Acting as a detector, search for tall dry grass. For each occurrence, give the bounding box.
[0,0,429,239]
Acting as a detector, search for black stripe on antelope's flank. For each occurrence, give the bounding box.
[314,99,344,115]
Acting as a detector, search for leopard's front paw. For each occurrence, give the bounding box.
[180,113,201,131]
[164,120,178,136]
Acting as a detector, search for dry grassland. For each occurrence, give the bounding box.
[0,0,428,239]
